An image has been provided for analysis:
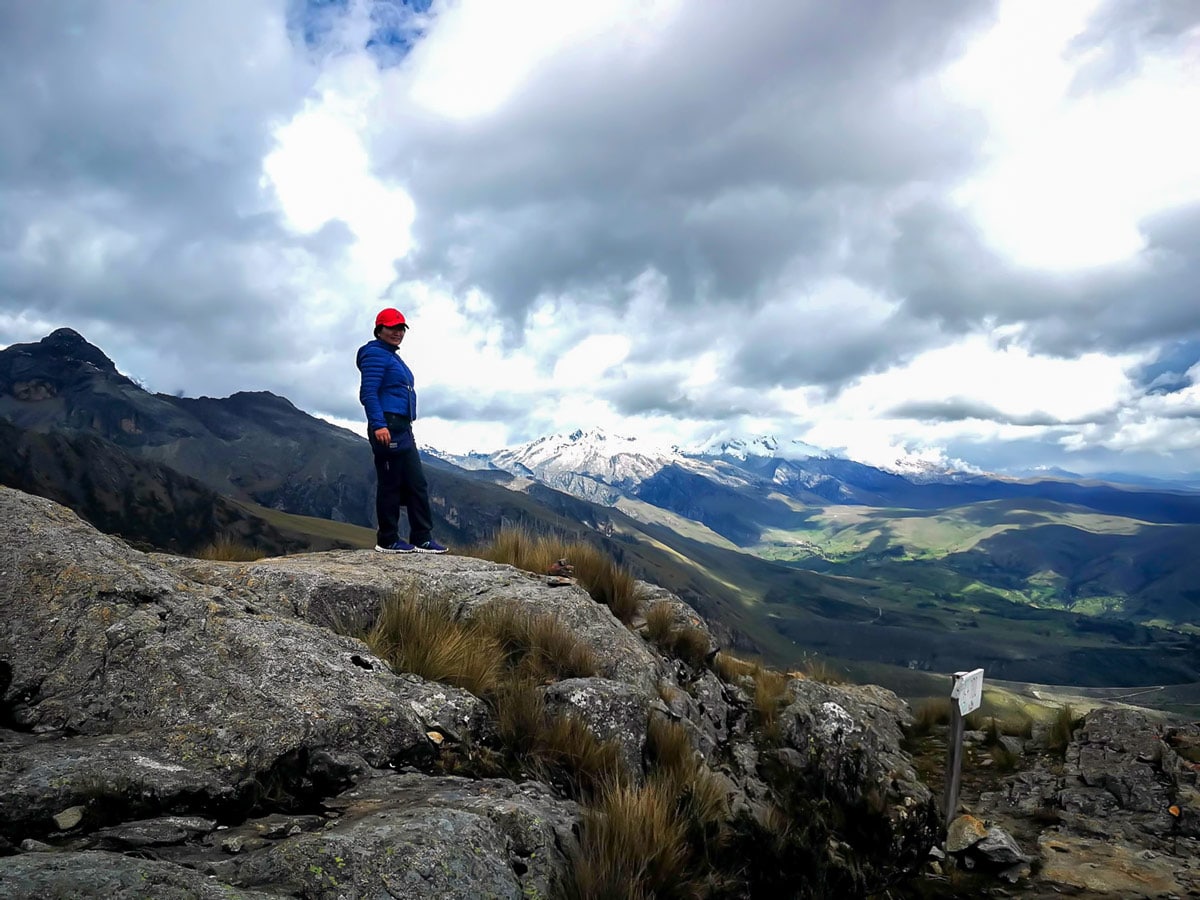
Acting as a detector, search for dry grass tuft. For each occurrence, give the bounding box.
[795,656,845,685]
[647,716,696,774]
[989,744,1021,772]
[1047,704,1082,755]
[472,601,598,683]
[647,718,729,834]
[643,603,711,669]
[537,714,628,798]
[908,697,953,736]
[570,779,690,900]
[644,602,676,644]
[469,526,643,625]
[493,680,627,798]
[752,666,792,740]
[712,651,756,684]
[365,593,504,698]
[670,627,712,669]
[195,537,264,561]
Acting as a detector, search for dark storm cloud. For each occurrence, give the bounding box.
[0,1,326,395]
[603,373,691,417]
[887,399,1104,428]
[880,201,1200,360]
[383,0,998,322]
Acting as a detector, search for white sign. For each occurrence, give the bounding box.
[950,668,984,716]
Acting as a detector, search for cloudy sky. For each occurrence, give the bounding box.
[2,0,1198,475]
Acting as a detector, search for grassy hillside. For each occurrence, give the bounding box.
[743,497,1200,630]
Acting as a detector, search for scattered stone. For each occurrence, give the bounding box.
[51,807,84,831]
[17,840,51,853]
[90,816,217,849]
[946,814,987,852]
[1036,833,1188,896]
[974,825,1027,866]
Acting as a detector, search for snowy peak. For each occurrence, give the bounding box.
[693,434,826,462]
[492,427,681,486]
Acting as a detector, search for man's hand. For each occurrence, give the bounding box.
[374,427,391,444]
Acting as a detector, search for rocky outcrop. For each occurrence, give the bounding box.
[971,706,1200,896]
[0,486,939,897]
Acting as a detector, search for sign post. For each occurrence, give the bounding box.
[943,668,984,824]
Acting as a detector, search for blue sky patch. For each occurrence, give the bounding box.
[291,0,432,64]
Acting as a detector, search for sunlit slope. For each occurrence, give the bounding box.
[749,498,1200,627]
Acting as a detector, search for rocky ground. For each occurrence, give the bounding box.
[1,484,1196,898]
[0,486,938,898]
[901,708,1200,898]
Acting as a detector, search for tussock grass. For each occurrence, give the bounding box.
[647,719,729,829]
[909,697,953,736]
[472,601,598,683]
[644,602,712,669]
[365,594,504,697]
[469,526,643,624]
[989,744,1021,772]
[195,537,264,561]
[644,602,676,644]
[657,681,683,707]
[363,593,627,797]
[647,716,695,774]
[752,666,792,741]
[537,713,628,797]
[572,719,730,900]
[712,651,756,684]
[1047,704,1083,755]
[492,679,627,798]
[795,656,845,685]
[711,653,796,742]
[570,779,690,900]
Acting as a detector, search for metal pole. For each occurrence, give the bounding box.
[943,672,965,823]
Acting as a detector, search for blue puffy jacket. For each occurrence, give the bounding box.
[356,339,417,431]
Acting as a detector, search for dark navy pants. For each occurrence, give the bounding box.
[369,418,434,547]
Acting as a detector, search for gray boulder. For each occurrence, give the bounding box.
[211,773,579,900]
[542,677,652,775]
[0,851,280,899]
[778,679,938,878]
[160,549,667,691]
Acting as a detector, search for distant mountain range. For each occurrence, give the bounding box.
[3,329,1198,694]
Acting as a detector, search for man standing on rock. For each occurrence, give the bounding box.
[356,308,448,554]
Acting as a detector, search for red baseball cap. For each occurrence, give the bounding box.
[375,308,408,328]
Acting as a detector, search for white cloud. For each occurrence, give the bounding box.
[949,0,1200,270]
[4,0,1200,476]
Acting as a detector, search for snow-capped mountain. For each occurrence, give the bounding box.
[439,428,724,504]
[693,435,827,462]
[439,427,928,509]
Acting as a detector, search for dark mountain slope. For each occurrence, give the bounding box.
[0,419,342,555]
[0,329,374,525]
